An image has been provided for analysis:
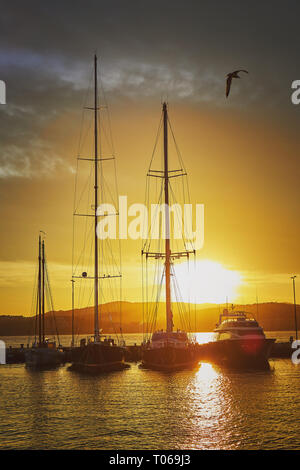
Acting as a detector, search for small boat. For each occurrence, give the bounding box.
[141,102,199,371]
[25,234,64,368]
[69,55,128,374]
[212,308,275,368]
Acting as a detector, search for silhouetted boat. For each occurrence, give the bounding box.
[69,55,128,374]
[25,234,64,368]
[212,308,275,368]
[141,103,199,371]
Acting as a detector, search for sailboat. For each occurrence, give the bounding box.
[69,55,128,373]
[141,102,199,371]
[25,234,64,368]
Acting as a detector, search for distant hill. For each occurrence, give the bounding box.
[0,301,298,336]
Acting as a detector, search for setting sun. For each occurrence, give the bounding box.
[174,260,242,304]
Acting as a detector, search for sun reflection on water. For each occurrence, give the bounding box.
[183,362,238,449]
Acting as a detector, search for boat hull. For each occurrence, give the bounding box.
[202,338,275,369]
[25,348,63,368]
[69,342,128,374]
[141,345,199,371]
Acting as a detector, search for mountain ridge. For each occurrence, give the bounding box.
[0,301,298,336]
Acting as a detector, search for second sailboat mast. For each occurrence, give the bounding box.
[163,102,173,334]
[94,55,100,342]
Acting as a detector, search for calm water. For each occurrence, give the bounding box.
[0,332,299,450]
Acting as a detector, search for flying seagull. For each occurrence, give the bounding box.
[226,69,249,97]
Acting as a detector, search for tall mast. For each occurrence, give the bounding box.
[94,54,100,342]
[42,239,45,343]
[163,102,173,334]
[38,235,42,346]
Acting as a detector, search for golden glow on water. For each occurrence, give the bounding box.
[0,360,300,449]
[196,362,218,382]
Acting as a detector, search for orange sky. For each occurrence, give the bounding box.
[0,2,300,315]
[0,102,299,315]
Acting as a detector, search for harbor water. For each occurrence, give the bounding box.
[0,333,299,450]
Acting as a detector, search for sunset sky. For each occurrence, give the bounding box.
[0,1,300,315]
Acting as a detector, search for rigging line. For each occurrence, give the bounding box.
[72,156,79,276]
[168,115,195,248]
[167,116,187,174]
[142,251,145,341]
[148,262,157,337]
[168,182,189,250]
[149,261,160,337]
[148,113,163,172]
[187,254,191,330]
[84,224,95,301]
[34,287,38,344]
[150,268,164,335]
[194,251,197,333]
[142,176,151,253]
[44,279,55,339]
[98,68,115,154]
[146,173,161,252]
[145,182,164,252]
[147,261,158,335]
[148,259,163,336]
[98,110,105,161]
[142,174,150,247]
[75,233,89,310]
[45,265,59,343]
[100,174,119,217]
[75,68,93,164]
[168,183,187,249]
[99,115,114,157]
[78,162,94,270]
[109,124,123,336]
[174,268,190,332]
[32,280,39,346]
[73,211,94,279]
[76,223,93,312]
[147,193,164,317]
[44,258,61,346]
[97,102,105,326]
[28,263,38,344]
[77,65,93,153]
[174,284,188,333]
[71,72,93,228]
[73,159,93,217]
[99,288,119,342]
[146,255,149,339]
[172,281,183,331]
[171,273,182,327]
[147,229,163,317]
[171,181,195,252]
[142,182,164,252]
[101,230,121,276]
[172,264,189,332]
[77,117,93,164]
[77,284,94,337]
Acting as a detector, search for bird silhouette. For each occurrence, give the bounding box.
[226,69,248,97]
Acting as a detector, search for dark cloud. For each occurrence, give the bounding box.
[0,0,300,178]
